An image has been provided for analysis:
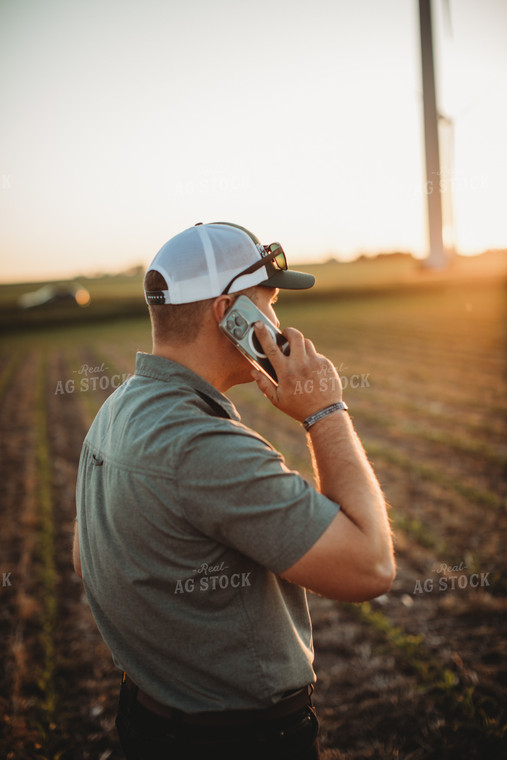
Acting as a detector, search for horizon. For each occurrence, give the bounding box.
[1,247,505,289]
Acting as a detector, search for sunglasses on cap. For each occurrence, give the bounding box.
[221,243,287,296]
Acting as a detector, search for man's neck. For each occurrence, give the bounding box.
[151,341,241,393]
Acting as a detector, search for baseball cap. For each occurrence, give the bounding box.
[144,222,315,305]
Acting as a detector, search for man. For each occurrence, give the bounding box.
[73,221,395,760]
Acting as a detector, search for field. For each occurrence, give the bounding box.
[0,253,506,759]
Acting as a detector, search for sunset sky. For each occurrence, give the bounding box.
[1,0,506,283]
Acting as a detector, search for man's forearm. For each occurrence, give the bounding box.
[251,323,395,598]
[307,410,394,568]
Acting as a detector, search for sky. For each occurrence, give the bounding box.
[1,0,506,283]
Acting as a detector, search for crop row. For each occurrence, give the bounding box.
[1,304,504,757]
[353,602,506,748]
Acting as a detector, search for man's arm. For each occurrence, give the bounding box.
[73,519,83,578]
[252,323,395,602]
[282,411,394,601]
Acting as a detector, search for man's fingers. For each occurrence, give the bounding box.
[253,322,287,371]
[304,338,317,356]
[251,369,278,404]
[282,327,307,361]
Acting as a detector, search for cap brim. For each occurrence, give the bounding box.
[259,269,315,290]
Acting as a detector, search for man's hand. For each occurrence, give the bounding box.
[251,321,395,602]
[250,322,343,422]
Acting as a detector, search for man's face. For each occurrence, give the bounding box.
[252,286,280,326]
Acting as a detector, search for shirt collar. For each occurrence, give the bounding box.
[134,352,241,421]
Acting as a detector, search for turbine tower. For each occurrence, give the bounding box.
[419,0,447,268]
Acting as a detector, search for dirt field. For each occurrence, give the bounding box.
[0,271,506,759]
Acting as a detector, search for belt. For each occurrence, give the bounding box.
[122,674,313,727]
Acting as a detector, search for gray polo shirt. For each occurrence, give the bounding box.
[76,352,340,712]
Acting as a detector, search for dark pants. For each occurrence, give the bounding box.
[115,679,321,760]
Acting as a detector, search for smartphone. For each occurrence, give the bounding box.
[219,295,289,383]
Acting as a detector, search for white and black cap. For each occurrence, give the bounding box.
[144,222,315,305]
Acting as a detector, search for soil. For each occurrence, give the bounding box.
[1,302,506,759]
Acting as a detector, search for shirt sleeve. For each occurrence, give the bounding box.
[176,420,340,574]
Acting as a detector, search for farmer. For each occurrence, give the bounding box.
[73,222,395,760]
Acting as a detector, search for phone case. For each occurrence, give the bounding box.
[218,295,289,383]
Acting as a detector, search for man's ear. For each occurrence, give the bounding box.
[212,295,234,324]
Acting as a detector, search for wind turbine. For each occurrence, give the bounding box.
[418,0,450,268]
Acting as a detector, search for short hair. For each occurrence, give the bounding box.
[144,270,261,345]
[144,270,214,344]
